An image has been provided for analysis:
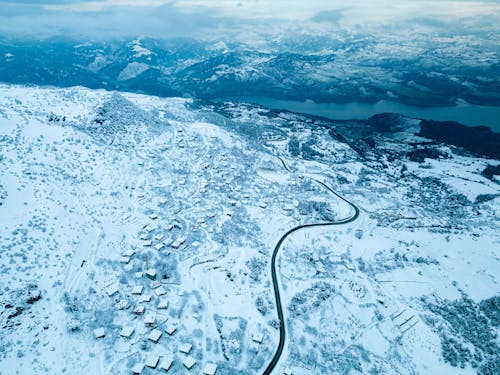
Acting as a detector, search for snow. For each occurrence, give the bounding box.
[148,329,162,343]
[183,355,197,369]
[145,355,159,368]
[0,84,497,375]
[159,355,174,370]
[179,343,192,354]
[202,362,218,375]
[93,328,105,338]
[131,363,144,374]
[117,62,150,81]
[120,326,135,338]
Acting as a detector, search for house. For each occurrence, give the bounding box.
[179,343,192,354]
[159,355,174,371]
[146,355,159,369]
[172,237,186,249]
[150,214,158,220]
[154,243,164,251]
[150,281,161,289]
[106,285,119,297]
[131,363,145,374]
[115,300,129,310]
[133,305,145,315]
[123,249,135,257]
[148,329,162,343]
[158,299,169,309]
[145,223,158,232]
[283,368,293,375]
[144,313,156,326]
[146,269,156,280]
[165,323,177,335]
[119,256,131,264]
[154,287,166,296]
[93,328,105,338]
[182,355,196,370]
[120,326,135,338]
[142,240,152,247]
[131,285,143,295]
[202,363,218,375]
[252,333,263,344]
[139,295,152,303]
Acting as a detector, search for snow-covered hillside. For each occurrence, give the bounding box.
[0,85,498,375]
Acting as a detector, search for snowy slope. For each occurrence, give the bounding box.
[0,85,498,375]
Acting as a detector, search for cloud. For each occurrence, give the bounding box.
[0,0,498,41]
[312,9,346,24]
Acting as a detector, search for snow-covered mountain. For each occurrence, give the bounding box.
[0,84,498,375]
[1,36,499,108]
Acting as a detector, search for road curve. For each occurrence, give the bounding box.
[263,175,360,375]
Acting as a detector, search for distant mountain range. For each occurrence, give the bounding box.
[1,36,499,107]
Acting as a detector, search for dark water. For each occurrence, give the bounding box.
[237,97,500,132]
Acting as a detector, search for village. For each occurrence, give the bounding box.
[1,87,498,375]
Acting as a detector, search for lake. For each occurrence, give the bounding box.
[233,97,500,133]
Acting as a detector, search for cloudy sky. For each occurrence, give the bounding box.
[0,0,498,41]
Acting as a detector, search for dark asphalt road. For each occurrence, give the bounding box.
[263,176,360,375]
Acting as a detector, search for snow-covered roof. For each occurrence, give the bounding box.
[252,333,263,343]
[179,343,192,354]
[182,355,196,369]
[120,326,135,338]
[144,313,156,325]
[202,362,218,375]
[148,328,162,343]
[165,323,177,335]
[131,363,144,374]
[146,355,159,369]
[93,328,105,338]
[131,285,143,295]
[159,355,174,371]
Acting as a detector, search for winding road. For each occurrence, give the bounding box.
[262,159,360,375]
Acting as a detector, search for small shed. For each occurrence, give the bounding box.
[252,333,263,344]
[148,329,162,343]
[93,328,105,338]
[146,269,157,280]
[182,355,196,370]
